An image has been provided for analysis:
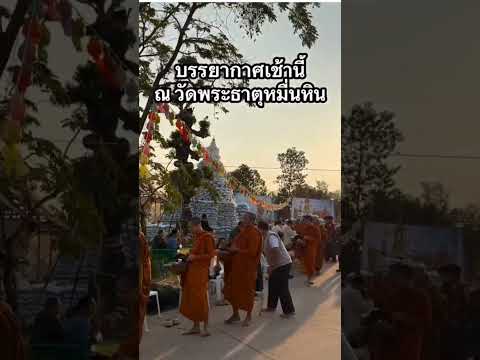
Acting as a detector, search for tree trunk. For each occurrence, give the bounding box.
[4,235,17,311]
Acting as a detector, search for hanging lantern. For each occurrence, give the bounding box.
[175,119,182,130]
[145,131,153,143]
[9,93,26,125]
[45,0,62,21]
[18,41,36,64]
[180,129,190,144]
[142,144,150,157]
[95,53,119,90]
[87,38,103,61]
[58,0,72,21]
[139,163,149,179]
[17,68,32,93]
[23,18,42,45]
[140,153,148,165]
[1,119,22,144]
[148,112,159,123]
[157,103,170,113]
[148,120,156,131]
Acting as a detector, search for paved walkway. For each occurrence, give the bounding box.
[141,263,341,360]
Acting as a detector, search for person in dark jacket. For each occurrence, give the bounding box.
[152,229,168,249]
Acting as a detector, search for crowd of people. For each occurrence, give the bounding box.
[171,211,340,337]
[0,212,339,359]
[341,254,480,360]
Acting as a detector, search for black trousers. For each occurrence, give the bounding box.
[256,263,264,291]
[268,263,295,314]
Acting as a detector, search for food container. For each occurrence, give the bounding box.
[165,261,188,275]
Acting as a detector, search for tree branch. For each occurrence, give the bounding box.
[139,3,203,128]
[0,0,30,80]
[139,4,180,52]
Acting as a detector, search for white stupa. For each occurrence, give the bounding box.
[189,139,239,239]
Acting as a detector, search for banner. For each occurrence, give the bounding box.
[291,198,335,219]
[362,222,465,272]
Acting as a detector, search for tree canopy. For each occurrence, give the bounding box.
[342,102,403,220]
[229,164,267,196]
[276,147,309,201]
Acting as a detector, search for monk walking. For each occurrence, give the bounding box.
[224,212,262,327]
[312,217,326,275]
[179,217,216,337]
[370,263,432,360]
[295,215,321,286]
[115,231,151,359]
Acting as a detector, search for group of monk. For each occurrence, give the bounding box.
[343,261,480,360]
[175,212,338,337]
[293,215,335,286]
[178,212,262,334]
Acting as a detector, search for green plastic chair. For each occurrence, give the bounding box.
[151,249,177,279]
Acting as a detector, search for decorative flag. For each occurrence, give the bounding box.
[9,92,26,125]
[157,103,169,113]
[87,38,103,61]
[139,163,149,179]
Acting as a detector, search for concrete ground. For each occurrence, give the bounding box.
[141,263,341,360]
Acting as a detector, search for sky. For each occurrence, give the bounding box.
[148,3,341,193]
[343,1,480,208]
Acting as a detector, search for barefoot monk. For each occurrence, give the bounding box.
[224,212,262,327]
[295,215,321,286]
[180,217,216,337]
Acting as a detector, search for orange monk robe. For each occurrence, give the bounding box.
[0,302,25,360]
[117,232,152,357]
[294,224,320,277]
[223,225,262,312]
[315,224,326,271]
[180,231,215,322]
[372,287,432,360]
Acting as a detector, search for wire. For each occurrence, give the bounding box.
[393,153,480,160]
[222,165,341,172]
[155,162,340,172]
